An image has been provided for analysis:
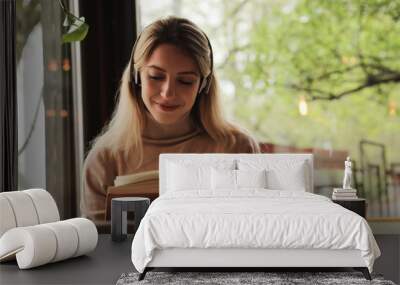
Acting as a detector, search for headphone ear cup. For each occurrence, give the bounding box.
[204,75,212,94]
[131,68,141,93]
[134,69,140,85]
[135,69,141,88]
[198,77,207,94]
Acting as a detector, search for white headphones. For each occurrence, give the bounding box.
[129,24,214,96]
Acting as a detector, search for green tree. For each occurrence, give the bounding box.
[232,0,400,162]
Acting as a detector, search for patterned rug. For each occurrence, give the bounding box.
[116,271,396,285]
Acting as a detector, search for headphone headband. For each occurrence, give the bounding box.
[129,24,214,96]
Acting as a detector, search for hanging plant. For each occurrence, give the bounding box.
[59,0,89,43]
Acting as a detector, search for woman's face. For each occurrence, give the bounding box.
[140,43,201,125]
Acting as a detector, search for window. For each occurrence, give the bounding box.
[138,0,400,219]
[16,0,77,219]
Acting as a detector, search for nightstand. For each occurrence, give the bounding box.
[332,198,366,218]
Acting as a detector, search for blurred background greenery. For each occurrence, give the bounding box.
[141,0,399,160]
[139,0,400,217]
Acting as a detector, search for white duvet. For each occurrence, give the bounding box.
[131,190,380,273]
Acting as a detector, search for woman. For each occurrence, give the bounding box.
[82,16,259,222]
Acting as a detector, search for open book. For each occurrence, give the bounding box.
[113,170,159,186]
[105,170,159,220]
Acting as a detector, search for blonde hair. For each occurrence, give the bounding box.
[90,16,243,167]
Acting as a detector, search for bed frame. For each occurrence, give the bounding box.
[140,248,371,280]
[138,154,372,281]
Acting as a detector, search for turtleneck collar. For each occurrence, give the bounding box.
[142,111,203,145]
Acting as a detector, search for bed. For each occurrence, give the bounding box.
[131,154,380,280]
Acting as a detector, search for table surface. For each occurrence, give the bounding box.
[0,234,134,285]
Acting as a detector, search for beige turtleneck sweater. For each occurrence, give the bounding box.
[82,129,259,222]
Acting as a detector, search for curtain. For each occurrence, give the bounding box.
[0,0,17,192]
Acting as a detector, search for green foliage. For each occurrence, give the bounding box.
[59,0,89,43]
[62,15,89,43]
[229,0,400,162]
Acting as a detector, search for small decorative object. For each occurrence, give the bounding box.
[332,157,358,200]
[343,156,352,189]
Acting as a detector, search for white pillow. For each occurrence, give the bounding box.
[267,167,306,191]
[167,162,210,191]
[166,159,236,192]
[211,169,267,190]
[236,169,267,188]
[211,168,236,190]
[238,159,308,191]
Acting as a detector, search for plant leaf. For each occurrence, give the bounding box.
[62,20,89,43]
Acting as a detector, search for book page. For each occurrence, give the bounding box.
[114,170,159,186]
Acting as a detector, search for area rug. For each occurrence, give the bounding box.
[116,271,396,285]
